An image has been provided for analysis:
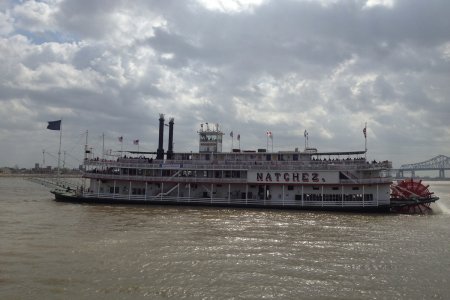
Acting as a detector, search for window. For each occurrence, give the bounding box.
[352,187,360,190]
[288,185,294,191]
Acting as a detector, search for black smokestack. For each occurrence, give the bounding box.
[156,114,165,159]
[167,117,174,159]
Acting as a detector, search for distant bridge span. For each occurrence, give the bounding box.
[394,155,450,178]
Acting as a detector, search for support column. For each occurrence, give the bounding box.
[128,181,131,200]
[264,185,267,206]
[145,182,147,201]
[211,183,213,203]
[113,180,116,199]
[362,185,365,207]
[301,185,304,207]
[321,185,324,207]
[245,184,248,205]
[376,184,379,206]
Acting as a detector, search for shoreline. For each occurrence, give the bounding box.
[0,174,82,178]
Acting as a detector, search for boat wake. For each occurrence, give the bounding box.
[435,201,450,215]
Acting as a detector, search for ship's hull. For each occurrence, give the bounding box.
[52,191,391,213]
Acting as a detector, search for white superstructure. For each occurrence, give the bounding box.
[79,121,392,212]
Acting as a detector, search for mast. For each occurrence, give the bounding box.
[102,132,105,160]
[82,130,88,194]
[57,120,62,183]
[84,130,89,161]
[364,122,367,159]
[63,151,66,169]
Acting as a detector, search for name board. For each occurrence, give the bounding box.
[247,170,339,184]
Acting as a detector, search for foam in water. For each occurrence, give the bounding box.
[435,202,450,214]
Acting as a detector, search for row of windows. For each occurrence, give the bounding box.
[299,194,374,202]
[108,185,365,193]
[109,187,145,195]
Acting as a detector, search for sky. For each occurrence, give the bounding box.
[1,0,450,169]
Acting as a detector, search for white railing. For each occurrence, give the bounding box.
[80,192,381,208]
[340,178,392,184]
[84,172,392,185]
[84,159,392,172]
[84,173,247,183]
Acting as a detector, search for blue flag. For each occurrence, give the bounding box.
[47,120,61,130]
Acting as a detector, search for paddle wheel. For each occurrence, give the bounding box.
[390,178,437,213]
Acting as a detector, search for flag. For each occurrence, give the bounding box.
[363,127,367,138]
[133,139,139,145]
[266,131,273,139]
[237,134,240,141]
[47,120,61,131]
[118,136,123,142]
[230,131,233,138]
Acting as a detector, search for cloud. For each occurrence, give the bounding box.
[0,0,450,169]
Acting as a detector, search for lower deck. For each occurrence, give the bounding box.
[83,178,391,209]
[53,191,391,212]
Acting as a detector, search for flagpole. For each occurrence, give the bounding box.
[83,130,88,194]
[231,132,234,151]
[272,136,273,152]
[102,133,105,160]
[57,119,62,183]
[364,122,367,159]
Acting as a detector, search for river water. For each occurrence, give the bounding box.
[0,177,449,299]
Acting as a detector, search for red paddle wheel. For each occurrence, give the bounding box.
[390,178,436,213]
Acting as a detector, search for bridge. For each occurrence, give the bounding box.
[394,155,450,179]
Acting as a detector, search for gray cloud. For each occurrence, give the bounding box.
[1,0,450,169]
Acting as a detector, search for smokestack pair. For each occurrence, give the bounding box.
[156,114,174,160]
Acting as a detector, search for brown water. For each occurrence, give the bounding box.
[1,177,449,299]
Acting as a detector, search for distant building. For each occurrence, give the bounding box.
[0,167,12,174]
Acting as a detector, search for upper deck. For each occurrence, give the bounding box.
[84,149,392,172]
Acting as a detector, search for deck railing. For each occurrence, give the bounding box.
[83,172,392,184]
[80,192,383,207]
[84,159,392,172]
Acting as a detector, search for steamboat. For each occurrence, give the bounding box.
[52,115,439,213]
